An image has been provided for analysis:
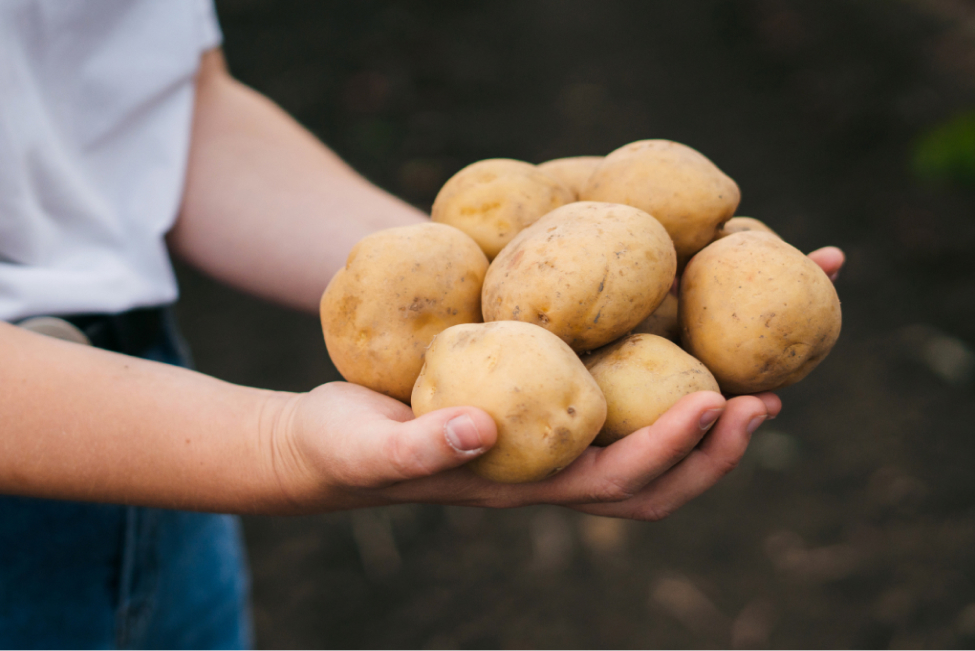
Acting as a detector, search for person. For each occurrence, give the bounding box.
[0,0,845,648]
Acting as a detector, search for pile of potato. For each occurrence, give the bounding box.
[321,140,842,483]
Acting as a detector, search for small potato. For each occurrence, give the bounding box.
[320,223,488,403]
[581,140,740,267]
[483,201,677,352]
[431,159,574,260]
[584,334,720,445]
[631,292,679,342]
[412,321,607,483]
[538,156,603,199]
[713,216,778,241]
[680,232,842,394]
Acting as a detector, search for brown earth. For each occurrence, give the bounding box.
[174,1,975,647]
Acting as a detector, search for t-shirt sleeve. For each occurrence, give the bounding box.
[194,0,223,52]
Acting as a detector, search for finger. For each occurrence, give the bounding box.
[525,391,727,505]
[752,391,781,419]
[572,394,767,520]
[808,246,845,282]
[367,406,498,485]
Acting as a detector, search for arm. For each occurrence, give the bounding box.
[168,49,426,314]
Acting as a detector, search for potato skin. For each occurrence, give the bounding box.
[483,201,677,352]
[412,321,607,483]
[713,216,778,241]
[581,140,740,268]
[431,159,574,260]
[584,334,720,445]
[320,223,488,403]
[631,292,680,342]
[538,156,603,200]
[679,232,842,394]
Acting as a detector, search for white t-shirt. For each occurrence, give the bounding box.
[0,0,222,322]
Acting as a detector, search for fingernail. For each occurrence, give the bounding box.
[747,415,767,435]
[445,415,483,452]
[700,408,723,431]
[829,270,840,282]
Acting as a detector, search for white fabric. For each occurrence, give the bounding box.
[0,0,222,321]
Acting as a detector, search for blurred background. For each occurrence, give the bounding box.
[175,0,975,647]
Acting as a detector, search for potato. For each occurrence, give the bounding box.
[679,232,841,394]
[581,139,740,267]
[631,292,679,342]
[538,156,603,199]
[412,321,607,483]
[482,201,677,352]
[584,334,720,445]
[713,216,778,241]
[320,223,488,403]
[431,159,574,260]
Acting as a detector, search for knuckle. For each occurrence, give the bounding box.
[638,503,673,522]
[383,432,425,481]
[589,477,634,503]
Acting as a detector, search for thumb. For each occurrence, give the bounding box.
[374,407,498,483]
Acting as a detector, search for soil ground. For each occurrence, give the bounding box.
[174,1,975,647]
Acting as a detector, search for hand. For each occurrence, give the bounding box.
[272,247,844,520]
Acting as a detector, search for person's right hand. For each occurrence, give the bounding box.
[262,380,773,520]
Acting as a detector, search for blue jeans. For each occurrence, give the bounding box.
[0,312,253,649]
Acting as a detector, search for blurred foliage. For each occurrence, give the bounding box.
[913,110,975,188]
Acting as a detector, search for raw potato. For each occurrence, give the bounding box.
[431,159,574,260]
[412,321,607,483]
[713,216,778,241]
[581,139,740,267]
[483,201,677,352]
[680,231,842,394]
[631,292,680,342]
[538,156,603,199]
[584,334,720,445]
[320,223,488,403]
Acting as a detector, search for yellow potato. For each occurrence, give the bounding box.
[412,321,607,483]
[713,216,778,241]
[581,139,740,268]
[584,334,720,445]
[631,292,679,342]
[483,201,677,352]
[679,232,841,394]
[431,159,574,260]
[320,223,488,403]
[538,156,603,200]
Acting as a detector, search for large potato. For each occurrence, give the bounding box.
[483,202,677,352]
[412,321,607,483]
[581,140,740,267]
[680,232,842,394]
[538,156,603,200]
[584,334,720,445]
[713,216,778,241]
[320,223,488,403]
[631,292,680,342]
[431,159,574,260]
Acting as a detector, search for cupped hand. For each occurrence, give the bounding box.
[275,247,843,519]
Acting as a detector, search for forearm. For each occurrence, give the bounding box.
[169,50,427,314]
[0,323,302,513]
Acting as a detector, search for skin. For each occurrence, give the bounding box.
[713,216,779,241]
[632,292,680,341]
[483,202,677,352]
[537,156,603,199]
[581,140,740,268]
[585,334,720,446]
[412,322,608,484]
[431,159,574,260]
[681,233,843,394]
[320,223,488,403]
[0,47,845,520]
